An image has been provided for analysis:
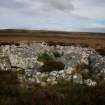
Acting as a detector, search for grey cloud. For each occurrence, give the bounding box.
[44,0,74,11]
[0,0,75,15]
[0,0,27,9]
[82,0,105,6]
[0,0,95,24]
[0,0,105,17]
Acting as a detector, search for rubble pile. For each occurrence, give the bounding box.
[0,42,105,86]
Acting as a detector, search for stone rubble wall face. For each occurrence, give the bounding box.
[0,42,105,86]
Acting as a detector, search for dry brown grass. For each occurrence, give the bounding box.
[0,30,105,49]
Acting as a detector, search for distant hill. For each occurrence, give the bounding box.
[0,29,105,38]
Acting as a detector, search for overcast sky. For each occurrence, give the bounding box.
[0,0,105,32]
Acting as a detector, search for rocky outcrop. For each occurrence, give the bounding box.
[0,42,104,86]
[0,56,11,70]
